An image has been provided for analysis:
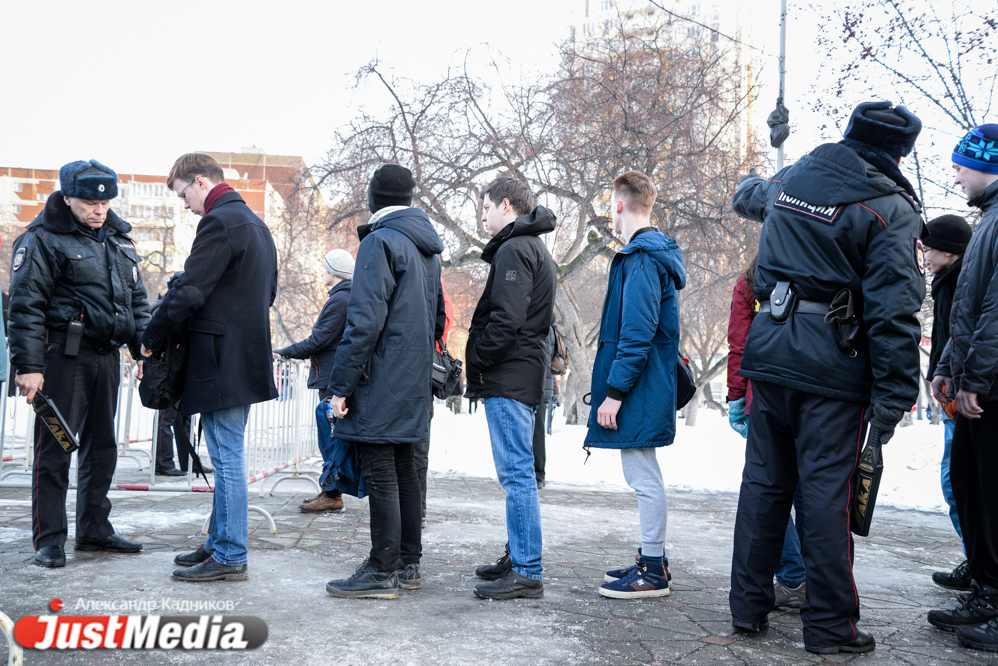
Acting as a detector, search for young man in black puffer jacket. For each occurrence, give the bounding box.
[929,124,998,651]
[465,175,557,600]
[275,249,354,514]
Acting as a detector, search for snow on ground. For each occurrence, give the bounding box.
[428,404,949,514]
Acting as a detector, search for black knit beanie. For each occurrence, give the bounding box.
[923,214,972,254]
[367,164,416,213]
[843,101,922,159]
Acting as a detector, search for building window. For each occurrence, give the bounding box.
[37,193,47,201]
[13,183,23,192]
[13,205,21,214]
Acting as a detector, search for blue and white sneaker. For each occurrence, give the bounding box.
[604,549,672,589]
[599,558,671,599]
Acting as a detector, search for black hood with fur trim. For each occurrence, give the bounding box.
[8,192,149,373]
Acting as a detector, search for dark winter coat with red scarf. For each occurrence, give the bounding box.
[142,187,279,416]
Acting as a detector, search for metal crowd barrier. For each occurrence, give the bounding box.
[0,354,324,533]
[0,610,22,666]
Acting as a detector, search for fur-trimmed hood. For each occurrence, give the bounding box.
[28,190,132,236]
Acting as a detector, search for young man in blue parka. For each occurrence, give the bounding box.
[586,170,686,599]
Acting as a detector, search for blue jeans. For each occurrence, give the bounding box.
[775,482,806,587]
[203,405,251,566]
[315,401,337,492]
[485,397,543,580]
[941,416,965,550]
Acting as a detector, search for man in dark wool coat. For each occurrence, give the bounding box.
[141,152,279,582]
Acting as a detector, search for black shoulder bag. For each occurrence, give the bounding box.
[432,340,463,399]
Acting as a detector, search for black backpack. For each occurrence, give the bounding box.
[139,321,188,411]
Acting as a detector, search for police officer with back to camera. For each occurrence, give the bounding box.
[8,159,150,568]
[728,102,926,655]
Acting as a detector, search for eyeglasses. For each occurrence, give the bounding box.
[177,176,200,201]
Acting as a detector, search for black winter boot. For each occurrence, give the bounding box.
[958,617,998,652]
[475,543,512,581]
[806,628,876,654]
[928,581,998,631]
[474,568,543,600]
[326,558,399,599]
[933,560,972,591]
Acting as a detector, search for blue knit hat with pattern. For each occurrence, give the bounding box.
[953,124,998,174]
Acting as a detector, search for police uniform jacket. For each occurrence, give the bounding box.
[8,192,150,374]
[732,143,926,410]
[936,180,998,400]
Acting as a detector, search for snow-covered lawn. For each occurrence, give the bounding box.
[428,404,948,514]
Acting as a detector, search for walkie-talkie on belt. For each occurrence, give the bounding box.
[64,315,84,357]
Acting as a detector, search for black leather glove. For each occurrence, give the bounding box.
[274,347,290,358]
[865,404,905,446]
[737,168,761,189]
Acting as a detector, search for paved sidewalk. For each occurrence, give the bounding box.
[0,473,991,665]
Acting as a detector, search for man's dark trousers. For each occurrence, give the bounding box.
[950,402,998,587]
[31,344,120,549]
[155,405,186,473]
[357,442,422,572]
[730,380,867,649]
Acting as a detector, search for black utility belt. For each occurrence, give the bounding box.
[758,300,830,315]
[46,329,115,355]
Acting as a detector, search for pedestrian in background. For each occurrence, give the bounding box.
[921,214,972,592]
[929,124,998,651]
[585,171,686,600]
[143,152,279,583]
[275,248,355,514]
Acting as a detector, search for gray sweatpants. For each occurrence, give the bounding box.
[620,447,668,559]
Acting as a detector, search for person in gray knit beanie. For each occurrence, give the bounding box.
[323,249,355,281]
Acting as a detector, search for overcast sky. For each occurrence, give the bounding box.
[0,1,878,177]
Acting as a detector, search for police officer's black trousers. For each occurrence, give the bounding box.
[730,380,867,649]
[31,344,120,550]
[950,402,998,588]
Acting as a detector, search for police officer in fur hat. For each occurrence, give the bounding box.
[8,159,150,568]
[728,101,927,655]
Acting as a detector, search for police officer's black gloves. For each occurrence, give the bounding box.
[865,404,905,446]
[736,168,761,190]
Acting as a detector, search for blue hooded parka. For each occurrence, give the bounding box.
[585,228,686,449]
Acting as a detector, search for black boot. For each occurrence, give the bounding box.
[174,544,212,567]
[171,557,248,582]
[475,544,512,581]
[806,628,876,654]
[928,581,998,631]
[474,568,543,600]
[35,546,66,568]
[957,617,998,652]
[933,560,972,591]
[75,534,142,553]
[326,558,399,599]
[398,562,421,590]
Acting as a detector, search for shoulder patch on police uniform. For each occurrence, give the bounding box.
[506,270,517,281]
[915,238,926,275]
[116,241,136,250]
[12,247,26,271]
[773,188,843,225]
